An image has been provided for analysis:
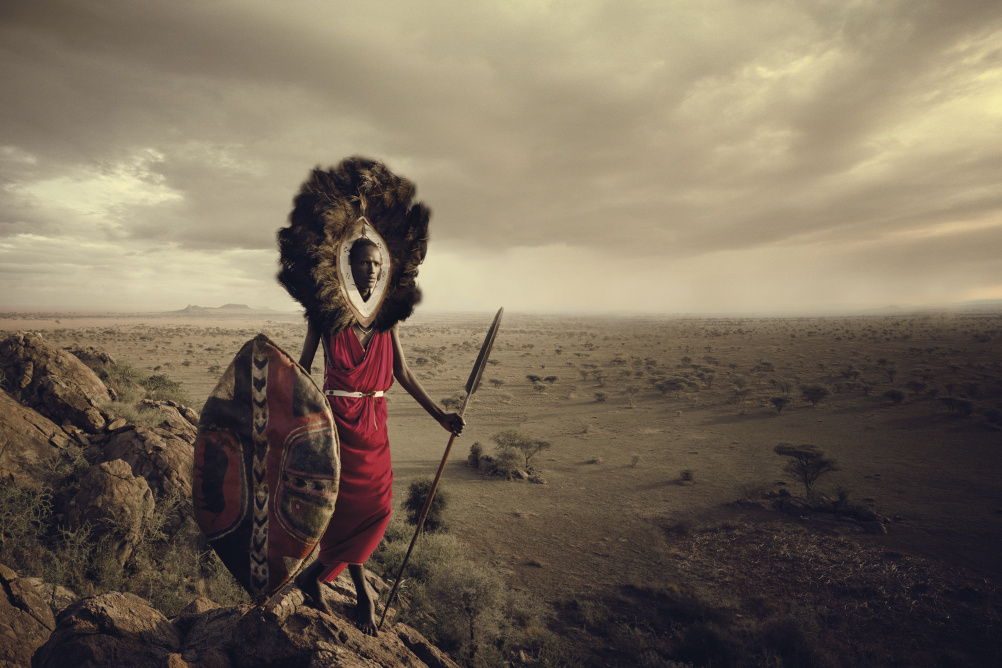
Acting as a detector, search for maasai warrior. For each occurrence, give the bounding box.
[292,230,464,636]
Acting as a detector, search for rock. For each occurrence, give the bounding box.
[860,520,888,535]
[0,332,110,433]
[32,592,181,668]
[64,459,155,564]
[0,562,56,667]
[102,426,194,503]
[24,578,77,614]
[0,389,67,490]
[140,400,198,439]
[396,623,462,668]
[63,345,116,370]
[106,418,128,431]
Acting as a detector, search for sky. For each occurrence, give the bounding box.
[2,0,1001,315]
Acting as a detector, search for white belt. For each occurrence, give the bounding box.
[324,389,384,398]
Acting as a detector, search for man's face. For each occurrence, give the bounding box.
[350,245,382,298]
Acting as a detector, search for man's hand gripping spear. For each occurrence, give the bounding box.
[378,307,504,631]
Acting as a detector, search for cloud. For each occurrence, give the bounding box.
[1,0,1000,312]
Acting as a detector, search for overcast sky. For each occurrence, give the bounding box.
[2,0,1001,315]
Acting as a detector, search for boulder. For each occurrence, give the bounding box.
[24,578,77,614]
[64,459,154,564]
[102,426,194,504]
[0,332,110,433]
[0,389,69,489]
[63,345,116,371]
[32,592,181,668]
[0,563,56,667]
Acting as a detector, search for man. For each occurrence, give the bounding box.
[294,237,463,635]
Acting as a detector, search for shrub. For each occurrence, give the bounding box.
[140,373,191,405]
[594,391,607,402]
[770,396,791,414]
[403,478,449,532]
[467,442,483,468]
[883,388,906,404]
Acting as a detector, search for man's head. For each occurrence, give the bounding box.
[349,237,383,301]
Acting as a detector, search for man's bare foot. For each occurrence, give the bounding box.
[349,564,379,636]
[294,561,331,615]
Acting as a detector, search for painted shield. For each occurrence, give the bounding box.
[193,334,339,602]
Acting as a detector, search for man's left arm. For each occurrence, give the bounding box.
[391,326,465,435]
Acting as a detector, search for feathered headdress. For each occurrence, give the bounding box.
[277,157,430,335]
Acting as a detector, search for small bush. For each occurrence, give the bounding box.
[140,373,191,405]
[883,388,906,404]
[594,392,607,402]
[403,478,449,532]
[680,469,694,482]
[467,442,483,468]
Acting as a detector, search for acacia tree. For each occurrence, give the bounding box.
[490,428,552,470]
[800,384,830,406]
[770,396,790,414]
[774,443,839,498]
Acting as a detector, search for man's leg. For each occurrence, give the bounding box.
[348,563,379,636]
[294,560,331,615]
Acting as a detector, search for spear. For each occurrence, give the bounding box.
[378,306,504,630]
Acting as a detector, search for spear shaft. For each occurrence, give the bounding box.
[378,307,503,630]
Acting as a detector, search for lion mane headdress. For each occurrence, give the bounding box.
[277,156,430,335]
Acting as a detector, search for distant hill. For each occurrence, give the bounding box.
[170,304,292,317]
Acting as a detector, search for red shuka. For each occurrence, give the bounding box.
[317,328,395,582]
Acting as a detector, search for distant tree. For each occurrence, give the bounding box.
[774,443,839,498]
[594,392,607,402]
[800,384,830,406]
[488,378,504,389]
[526,374,542,384]
[770,396,791,414]
[625,386,639,408]
[543,376,558,384]
[775,379,793,395]
[732,376,748,390]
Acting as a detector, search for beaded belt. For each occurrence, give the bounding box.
[324,389,385,398]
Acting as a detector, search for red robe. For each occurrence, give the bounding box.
[317,328,394,582]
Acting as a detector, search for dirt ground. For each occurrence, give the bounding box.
[5,309,1001,660]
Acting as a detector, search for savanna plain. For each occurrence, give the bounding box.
[5,309,1001,667]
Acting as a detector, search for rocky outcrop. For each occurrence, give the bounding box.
[64,460,155,564]
[0,332,110,433]
[101,426,194,503]
[139,400,198,441]
[31,592,181,668]
[0,389,71,489]
[0,563,56,668]
[33,584,460,668]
